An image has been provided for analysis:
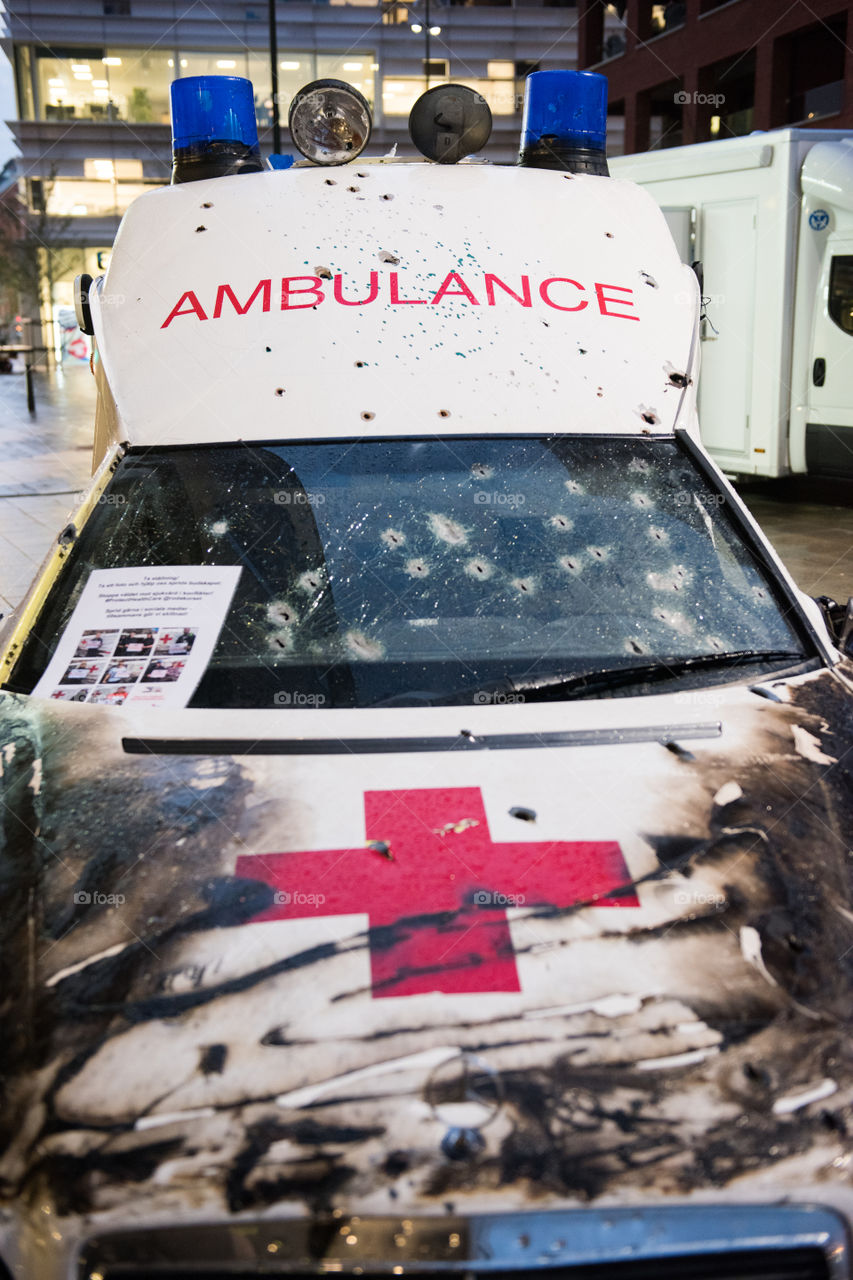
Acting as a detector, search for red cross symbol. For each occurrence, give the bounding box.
[236,787,638,999]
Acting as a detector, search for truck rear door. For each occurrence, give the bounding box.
[807,237,853,474]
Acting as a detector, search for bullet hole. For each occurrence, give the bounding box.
[648,526,669,543]
[627,639,645,655]
[512,577,536,595]
[668,371,689,388]
[465,558,493,580]
[381,193,394,200]
[361,410,375,421]
[345,629,384,661]
[268,628,294,652]
[596,387,603,397]
[663,740,695,761]
[267,600,298,626]
[558,555,582,575]
[381,528,406,548]
[195,225,206,233]
[355,360,367,367]
[429,513,468,546]
[315,266,332,280]
[356,172,367,178]
[542,320,550,327]
[588,545,609,561]
[434,204,444,211]
[631,492,653,509]
[368,839,394,861]
[438,409,451,418]
[275,387,285,396]
[641,271,659,288]
[405,557,429,578]
[641,410,659,425]
[562,173,574,181]
[58,524,77,546]
[578,348,588,355]
[550,514,572,531]
[201,201,213,209]
[510,806,537,823]
[565,479,584,495]
[265,346,272,353]
[297,569,324,593]
[605,231,614,238]
[324,178,337,185]
[379,250,400,264]
[199,1044,227,1074]
[348,185,360,193]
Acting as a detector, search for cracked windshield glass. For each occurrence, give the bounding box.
[10,436,804,708]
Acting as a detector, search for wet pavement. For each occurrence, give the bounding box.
[1,364,852,623]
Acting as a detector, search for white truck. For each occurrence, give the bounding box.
[611,128,853,479]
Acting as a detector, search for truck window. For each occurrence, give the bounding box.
[6,436,808,709]
[829,255,853,334]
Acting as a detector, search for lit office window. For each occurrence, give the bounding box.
[35,47,171,123]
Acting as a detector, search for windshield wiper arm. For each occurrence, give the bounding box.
[472,649,807,704]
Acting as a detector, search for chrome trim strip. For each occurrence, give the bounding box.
[79,1204,849,1277]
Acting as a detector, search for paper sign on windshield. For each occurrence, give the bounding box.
[33,566,241,709]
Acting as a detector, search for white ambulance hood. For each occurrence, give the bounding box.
[2,664,853,1253]
[93,163,699,446]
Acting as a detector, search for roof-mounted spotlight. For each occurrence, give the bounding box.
[408,84,492,165]
[288,79,372,165]
[170,75,263,184]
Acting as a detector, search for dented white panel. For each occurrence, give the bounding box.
[94,163,699,446]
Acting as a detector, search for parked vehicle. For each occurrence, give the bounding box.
[1,73,852,1280]
[611,128,853,479]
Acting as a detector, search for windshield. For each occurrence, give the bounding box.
[9,436,808,708]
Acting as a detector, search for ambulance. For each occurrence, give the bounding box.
[1,70,852,1280]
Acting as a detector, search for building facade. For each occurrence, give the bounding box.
[578,0,853,154]
[2,0,611,360]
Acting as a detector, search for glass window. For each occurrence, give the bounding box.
[34,46,172,123]
[317,52,375,108]
[45,178,160,217]
[382,75,514,117]
[9,437,808,709]
[829,257,853,335]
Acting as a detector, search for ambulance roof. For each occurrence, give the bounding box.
[94,162,698,446]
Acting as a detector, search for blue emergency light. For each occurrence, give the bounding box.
[519,70,609,176]
[170,76,263,184]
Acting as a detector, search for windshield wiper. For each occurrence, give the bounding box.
[457,649,807,705]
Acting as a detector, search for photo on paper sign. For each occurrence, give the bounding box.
[153,626,197,657]
[50,686,91,702]
[100,659,147,685]
[72,629,120,659]
[88,686,130,706]
[60,660,105,685]
[114,627,159,657]
[141,658,187,683]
